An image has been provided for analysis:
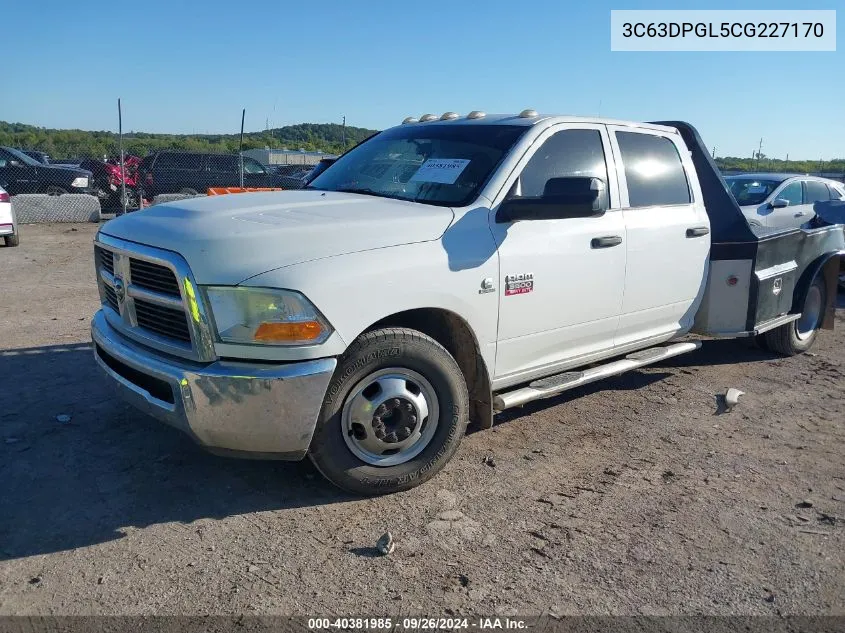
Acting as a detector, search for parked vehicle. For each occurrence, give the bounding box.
[725,173,845,229]
[138,151,294,198]
[302,158,337,186]
[0,184,18,247]
[271,164,314,189]
[90,112,844,496]
[79,156,141,209]
[0,146,93,195]
[18,149,51,164]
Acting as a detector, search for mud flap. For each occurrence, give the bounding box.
[821,256,840,330]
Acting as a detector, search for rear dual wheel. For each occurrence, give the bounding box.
[761,275,827,356]
[308,328,469,496]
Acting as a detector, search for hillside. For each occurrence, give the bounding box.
[0,121,379,159]
[0,120,842,174]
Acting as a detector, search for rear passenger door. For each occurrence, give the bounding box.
[608,127,710,347]
[801,180,831,225]
[206,155,239,190]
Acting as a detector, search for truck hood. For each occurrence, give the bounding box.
[100,190,454,285]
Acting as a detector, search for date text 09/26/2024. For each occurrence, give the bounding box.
[307,617,528,630]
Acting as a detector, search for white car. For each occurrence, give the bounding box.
[724,173,845,229]
[0,184,18,247]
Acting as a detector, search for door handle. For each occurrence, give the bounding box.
[686,226,710,238]
[591,235,623,248]
[794,211,806,217]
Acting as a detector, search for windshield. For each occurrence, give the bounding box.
[725,177,784,206]
[3,147,42,167]
[307,124,527,207]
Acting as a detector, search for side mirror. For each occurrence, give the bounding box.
[8,160,23,168]
[497,177,607,222]
[770,198,789,209]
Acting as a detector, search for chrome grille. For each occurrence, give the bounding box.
[134,299,191,342]
[129,259,181,296]
[103,285,119,312]
[93,236,216,362]
[95,246,114,276]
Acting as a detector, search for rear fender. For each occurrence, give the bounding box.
[793,252,843,330]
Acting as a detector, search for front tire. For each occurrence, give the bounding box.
[764,275,826,356]
[4,233,19,247]
[308,328,469,495]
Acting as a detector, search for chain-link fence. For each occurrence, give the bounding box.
[0,102,344,220]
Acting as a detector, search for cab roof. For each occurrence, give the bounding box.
[396,113,680,135]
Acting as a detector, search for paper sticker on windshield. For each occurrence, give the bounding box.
[409,158,471,184]
[746,185,767,194]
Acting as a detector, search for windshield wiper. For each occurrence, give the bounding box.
[333,187,410,202]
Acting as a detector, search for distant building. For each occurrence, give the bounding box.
[244,148,337,167]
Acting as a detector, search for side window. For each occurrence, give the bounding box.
[517,129,609,200]
[155,153,203,171]
[207,155,238,172]
[804,181,830,204]
[0,149,15,167]
[828,184,845,200]
[615,132,691,207]
[777,182,803,205]
[243,158,266,174]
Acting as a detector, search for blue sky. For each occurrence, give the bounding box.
[1,0,841,159]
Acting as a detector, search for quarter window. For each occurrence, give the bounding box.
[517,129,609,199]
[615,132,691,208]
[777,182,803,206]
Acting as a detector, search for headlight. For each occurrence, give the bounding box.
[204,287,332,346]
[71,176,89,188]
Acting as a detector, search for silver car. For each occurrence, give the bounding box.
[724,173,845,229]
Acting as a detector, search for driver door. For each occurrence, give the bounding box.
[242,157,272,188]
[766,180,804,228]
[489,125,626,384]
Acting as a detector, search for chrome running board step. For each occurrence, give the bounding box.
[493,341,701,412]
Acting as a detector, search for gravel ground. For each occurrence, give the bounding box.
[0,223,843,616]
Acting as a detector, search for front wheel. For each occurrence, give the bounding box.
[308,328,469,495]
[763,275,827,355]
[4,233,19,247]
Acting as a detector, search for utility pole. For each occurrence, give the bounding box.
[711,146,716,159]
[756,138,763,170]
[341,116,346,151]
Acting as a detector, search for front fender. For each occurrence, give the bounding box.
[244,239,500,372]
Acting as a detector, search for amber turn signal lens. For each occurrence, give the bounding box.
[253,321,323,342]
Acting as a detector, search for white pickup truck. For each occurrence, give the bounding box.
[90,112,845,495]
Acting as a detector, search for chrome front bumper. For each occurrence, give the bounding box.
[91,310,337,459]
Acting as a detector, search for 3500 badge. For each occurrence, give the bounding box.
[505,273,534,296]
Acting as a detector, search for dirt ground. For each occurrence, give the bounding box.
[0,223,843,617]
